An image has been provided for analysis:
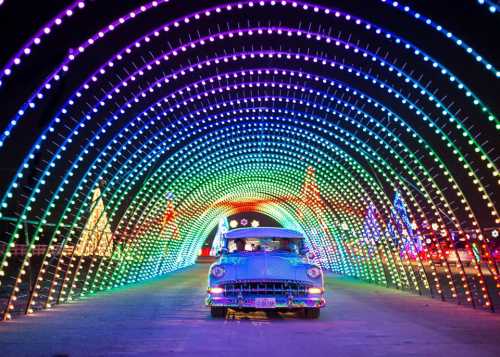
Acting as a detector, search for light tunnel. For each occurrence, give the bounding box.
[0,0,498,321]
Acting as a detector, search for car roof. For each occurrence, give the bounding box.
[224,227,304,239]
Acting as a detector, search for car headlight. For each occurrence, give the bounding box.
[211,265,225,278]
[209,287,224,294]
[306,266,322,279]
[308,287,323,295]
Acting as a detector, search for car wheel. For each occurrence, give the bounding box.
[210,307,227,318]
[304,308,320,319]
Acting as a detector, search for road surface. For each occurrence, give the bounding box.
[0,264,499,357]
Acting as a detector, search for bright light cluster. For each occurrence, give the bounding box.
[476,0,498,13]
[0,0,498,320]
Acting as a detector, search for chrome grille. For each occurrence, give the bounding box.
[221,280,311,297]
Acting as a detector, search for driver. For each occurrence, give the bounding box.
[235,239,246,252]
[279,238,292,252]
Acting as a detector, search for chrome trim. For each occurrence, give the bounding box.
[219,280,313,297]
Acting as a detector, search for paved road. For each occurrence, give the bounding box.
[0,264,499,357]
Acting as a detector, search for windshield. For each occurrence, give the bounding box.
[226,237,303,254]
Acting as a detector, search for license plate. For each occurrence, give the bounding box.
[255,298,276,309]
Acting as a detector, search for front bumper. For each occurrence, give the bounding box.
[206,294,326,309]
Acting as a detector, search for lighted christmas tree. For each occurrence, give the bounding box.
[361,203,383,256]
[210,217,229,256]
[74,187,114,257]
[387,191,422,257]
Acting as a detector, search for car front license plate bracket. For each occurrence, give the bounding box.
[255,297,276,308]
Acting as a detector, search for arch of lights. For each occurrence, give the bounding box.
[0,0,498,320]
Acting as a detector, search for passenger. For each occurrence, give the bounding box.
[279,238,292,252]
[235,239,246,252]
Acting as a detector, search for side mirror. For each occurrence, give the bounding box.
[299,247,310,256]
[220,248,229,255]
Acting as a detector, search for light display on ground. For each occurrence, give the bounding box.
[0,0,498,320]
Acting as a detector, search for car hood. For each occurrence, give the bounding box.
[213,252,314,282]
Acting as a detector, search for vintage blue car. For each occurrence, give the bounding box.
[206,227,325,318]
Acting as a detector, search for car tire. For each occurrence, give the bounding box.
[303,308,320,319]
[210,307,227,318]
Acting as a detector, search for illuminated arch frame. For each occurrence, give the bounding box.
[0,0,497,319]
